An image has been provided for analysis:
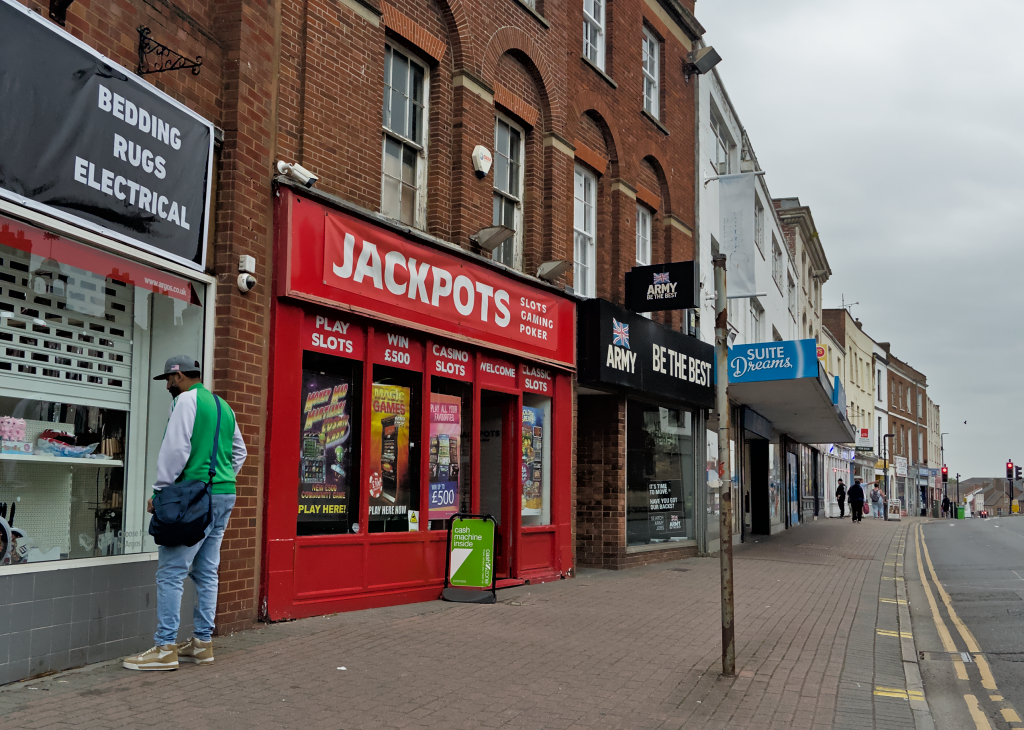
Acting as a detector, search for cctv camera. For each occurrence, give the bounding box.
[237,273,257,293]
[276,160,319,188]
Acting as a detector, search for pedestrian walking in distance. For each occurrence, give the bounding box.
[942,494,951,519]
[123,356,247,671]
[836,479,847,518]
[847,479,866,523]
[870,483,884,519]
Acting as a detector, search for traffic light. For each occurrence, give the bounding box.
[942,465,948,484]
[1016,465,1022,481]
[1008,461,1014,480]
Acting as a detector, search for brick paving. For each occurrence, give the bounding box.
[0,519,923,730]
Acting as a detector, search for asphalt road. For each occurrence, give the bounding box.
[908,516,1024,729]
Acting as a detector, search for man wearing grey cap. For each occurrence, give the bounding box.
[123,355,247,671]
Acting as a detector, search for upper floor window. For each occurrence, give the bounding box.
[710,114,731,175]
[583,0,605,70]
[492,115,524,270]
[574,165,597,297]
[642,28,659,118]
[877,369,882,401]
[382,45,427,228]
[917,391,923,417]
[750,298,763,343]
[754,197,764,254]
[635,204,651,266]
[771,234,783,290]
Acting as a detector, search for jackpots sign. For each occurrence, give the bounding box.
[0,0,213,270]
[577,298,714,408]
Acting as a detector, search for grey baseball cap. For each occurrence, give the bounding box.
[153,354,201,380]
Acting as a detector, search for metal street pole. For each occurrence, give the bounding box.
[883,434,894,521]
[713,253,735,678]
[956,474,960,517]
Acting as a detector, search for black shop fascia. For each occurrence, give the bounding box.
[577,299,714,408]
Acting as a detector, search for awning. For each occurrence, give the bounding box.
[725,339,857,445]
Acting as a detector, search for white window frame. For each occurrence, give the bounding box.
[642,28,659,118]
[754,197,764,254]
[710,114,731,175]
[573,165,597,298]
[750,298,763,343]
[635,204,651,266]
[583,0,605,70]
[491,113,525,271]
[771,234,783,291]
[381,43,429,229]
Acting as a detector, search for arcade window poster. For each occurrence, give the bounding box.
[428,393,461,522]
[298,362,355,534]
[368,382,415,531]
[516,401,548,520]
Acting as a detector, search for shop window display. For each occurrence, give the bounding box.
[297,352,360,535]
[0,215,207,564]
[521,394,551,526]
[626,401,695,545]
[428,378,471,530]
[368,366,420,532]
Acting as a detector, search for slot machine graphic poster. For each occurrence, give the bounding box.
[428,394,461,521]
[368,384,412,525]
[298,372,352,526]
[521,406,545,515]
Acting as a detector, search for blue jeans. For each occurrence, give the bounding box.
[155,494,236,645]
[872,500,884,518]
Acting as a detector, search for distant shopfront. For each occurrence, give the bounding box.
[262,186,576,618]
[725,339,856,536]
[575,299,714,568]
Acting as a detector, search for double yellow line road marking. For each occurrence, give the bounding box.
[914,523,1016,728]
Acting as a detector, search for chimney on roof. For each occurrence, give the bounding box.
[854,319,863,330]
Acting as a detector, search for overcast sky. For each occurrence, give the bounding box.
[696,0,1024,480]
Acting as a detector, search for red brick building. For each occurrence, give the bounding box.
[0,0,711,682]
[882,348,929,514]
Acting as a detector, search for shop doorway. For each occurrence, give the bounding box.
[479,391,518,578]
[748,440,770,535]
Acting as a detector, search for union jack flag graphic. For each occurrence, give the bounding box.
[612,319,630,349]
[653,272,671,285]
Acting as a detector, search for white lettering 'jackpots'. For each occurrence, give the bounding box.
[331,232,511,328]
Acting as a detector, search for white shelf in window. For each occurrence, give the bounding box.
[0,453,123,467]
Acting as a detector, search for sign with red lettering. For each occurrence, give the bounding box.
[370,328,423,371]
[519,363,553,395]
[428,341,473,382]
[477,354,518,390]
[302,312,365,359]
[280,190,574,368]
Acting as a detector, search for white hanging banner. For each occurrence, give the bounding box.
[718,173,757,297]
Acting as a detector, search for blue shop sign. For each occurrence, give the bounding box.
[728,339,819,383]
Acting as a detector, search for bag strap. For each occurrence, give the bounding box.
[207,394,223,484]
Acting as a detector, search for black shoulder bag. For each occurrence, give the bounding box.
[148,395,222,547]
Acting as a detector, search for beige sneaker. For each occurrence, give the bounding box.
[123,645,178,671]
[177,637,214,665]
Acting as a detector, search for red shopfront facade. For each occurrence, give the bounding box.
[262,187,576,619]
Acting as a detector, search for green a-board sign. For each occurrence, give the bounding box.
[447,516,494,588]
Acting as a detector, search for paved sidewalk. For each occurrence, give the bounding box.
[0,518,925,730]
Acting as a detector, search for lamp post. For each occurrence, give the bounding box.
[940,432,949,502]
[883,434,895,520]
[713,254,734,678]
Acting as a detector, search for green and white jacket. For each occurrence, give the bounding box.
[153,383,247,495]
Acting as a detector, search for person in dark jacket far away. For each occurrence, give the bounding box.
[942,494,951,518]
[836,480,846,518]
[847,479,865,523]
